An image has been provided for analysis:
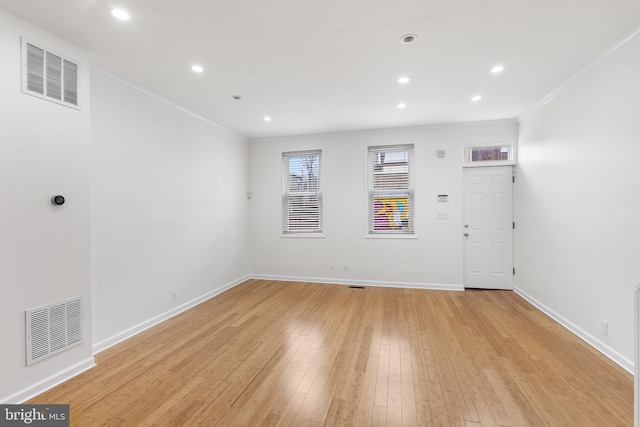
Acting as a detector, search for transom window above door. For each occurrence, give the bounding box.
[464,143,515,166]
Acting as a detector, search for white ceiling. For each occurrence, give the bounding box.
[1,0,639,139]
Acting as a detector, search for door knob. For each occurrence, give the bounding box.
[464,232,469,237]
[464,224,469,228]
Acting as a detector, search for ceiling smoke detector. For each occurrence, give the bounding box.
[400,34,417,44]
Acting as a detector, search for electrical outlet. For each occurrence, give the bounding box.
[173,290,178,302]
[330,264,335,271]
[601,320,608,336]
[343,265,348,272]
[436,211,448,219]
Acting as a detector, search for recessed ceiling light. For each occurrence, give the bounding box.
[397,103,407,109]
[398,76,410,84]
[264,116,272,122]
[191,65,204,73]
[111,9,130,20]
[491,65,505,74]
[400,34,417,44]
[471,95,483,102]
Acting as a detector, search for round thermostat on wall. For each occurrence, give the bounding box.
[51,195,65,206]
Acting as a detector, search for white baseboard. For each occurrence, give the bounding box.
[635,283,639,427]
[92,275,250,354]
[249,274,464,292]
[0,357,96,404]
[514,286,633,374]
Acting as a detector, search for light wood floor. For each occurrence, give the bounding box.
[30,280,632,426]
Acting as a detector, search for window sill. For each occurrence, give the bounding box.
[366,233,418,240]
[280,233,326,239]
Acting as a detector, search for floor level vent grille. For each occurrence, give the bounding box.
[26,297,83,366]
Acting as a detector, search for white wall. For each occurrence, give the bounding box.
[91,70,251,347]
[516,37,640,370]
[249,121,518,288]
[0,10,93,402]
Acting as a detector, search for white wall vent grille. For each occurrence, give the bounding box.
[26,297,84,366]
[21,37,81,110]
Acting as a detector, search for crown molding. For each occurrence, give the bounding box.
[91,65,247,140]
[520,26,640,121]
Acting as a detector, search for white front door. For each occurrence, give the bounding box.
[463,166,513,290]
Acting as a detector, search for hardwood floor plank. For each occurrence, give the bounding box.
[400,357,418,427]
[277,391,307,427]
[27,280,633,426]
[371,404,387,427]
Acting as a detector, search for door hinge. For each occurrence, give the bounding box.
[513,222,515,229]
[513,267,516,275]
[512,175,515,183]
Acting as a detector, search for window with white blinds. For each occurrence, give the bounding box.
[281,150,323,234]
[368,144,415,234]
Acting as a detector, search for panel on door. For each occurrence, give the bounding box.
[463,166,513,290]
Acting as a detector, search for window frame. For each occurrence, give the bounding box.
[366,144,416,238]
[281,149,325,237]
